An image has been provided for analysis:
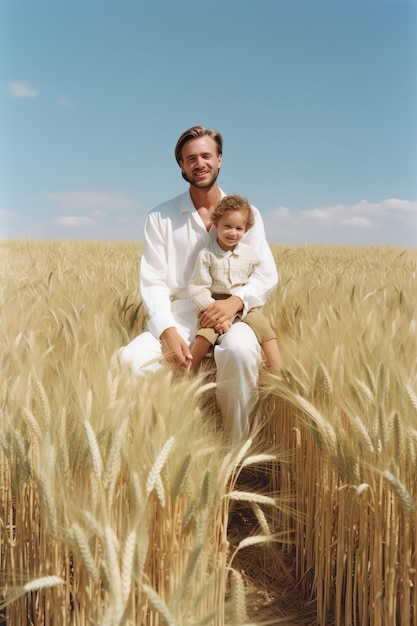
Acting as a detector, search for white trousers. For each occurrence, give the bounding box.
[119,299,261,443]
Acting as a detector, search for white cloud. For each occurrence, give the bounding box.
[304,208,331,221]
[54,217,96,228]
[8,81,38,98]
[0,209,16,220]
[353,198,417,216]
[58,97,76,108]
[342,216,373,228]
[46,214,146,240]
[44,190,143,239]
[47,190,137,212]
[272,206,293,222]
[263,198,417,246]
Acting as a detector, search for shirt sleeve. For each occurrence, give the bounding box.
[231,206,278,316]
[139,211,177,338]
[188,250,216,311]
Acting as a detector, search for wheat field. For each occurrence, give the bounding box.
[0,239,416,625]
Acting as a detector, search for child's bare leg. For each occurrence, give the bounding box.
[190,335,213,370]
[261,339,282,374]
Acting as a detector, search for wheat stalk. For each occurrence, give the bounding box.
[121,529,136,604]
[102,524,123,624]
[227,491,276,507]
[383,470,416,514]
[21,406,43,440]
[83,419,104,481]
[146,436,175,498]
[103,417,129,506]
[71,522,99,583]
[228,569,247,625]
[142,583,176,626]
[406,382,417,411]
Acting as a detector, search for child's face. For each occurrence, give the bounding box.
[215,209,247,251]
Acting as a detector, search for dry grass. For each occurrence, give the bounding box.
[0,239,416,625]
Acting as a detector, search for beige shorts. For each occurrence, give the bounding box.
[197,304,276,346]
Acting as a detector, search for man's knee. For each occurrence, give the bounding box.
[216,323,261,365]
[119,332,162,373]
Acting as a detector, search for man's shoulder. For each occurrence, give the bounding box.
[148,191,190,218]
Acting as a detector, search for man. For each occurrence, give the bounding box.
[119,125,278,442]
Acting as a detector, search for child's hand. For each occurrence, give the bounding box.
[200,296,242,329]
[216,319,232,334]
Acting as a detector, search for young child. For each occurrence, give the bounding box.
[188,194,282,373]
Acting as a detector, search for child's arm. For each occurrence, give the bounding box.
[188,250,215,312]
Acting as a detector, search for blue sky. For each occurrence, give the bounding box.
[1,0,416,246]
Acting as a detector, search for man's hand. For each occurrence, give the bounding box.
[160,327,193,370]
[199,295,243,333]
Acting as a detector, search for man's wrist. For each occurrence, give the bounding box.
[230,295,244,313]
[160,326,176,341]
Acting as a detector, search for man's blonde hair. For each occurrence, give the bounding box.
[174,126,223,165]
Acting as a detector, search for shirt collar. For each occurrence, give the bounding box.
[180,188,225,215]
[211,239,241,257]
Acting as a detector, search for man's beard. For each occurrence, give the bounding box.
[181,168,221,188]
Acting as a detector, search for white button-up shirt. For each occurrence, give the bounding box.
[140,189,278,339]
[188,239,261,311]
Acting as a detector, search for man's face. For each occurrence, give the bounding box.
[179,136,222,189]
